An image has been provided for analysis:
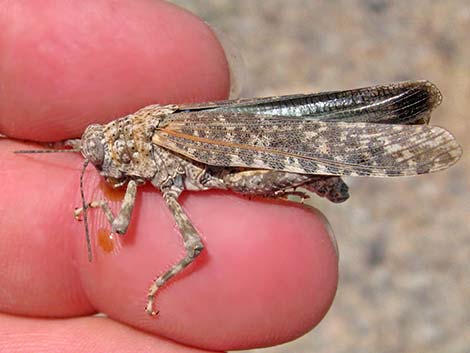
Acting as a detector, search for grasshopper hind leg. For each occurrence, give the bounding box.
[221,170,349,203]
[145,168,348,315]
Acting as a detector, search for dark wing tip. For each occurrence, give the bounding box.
[423,80,443,107]
[386,80,442,125]
[417,80,443,117]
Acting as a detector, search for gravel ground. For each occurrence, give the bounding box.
[170,2,469,352]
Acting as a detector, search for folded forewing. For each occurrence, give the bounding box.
[154,112,461,177]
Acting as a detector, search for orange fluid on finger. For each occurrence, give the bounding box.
[97,228,115,253]
[99,179,126,202]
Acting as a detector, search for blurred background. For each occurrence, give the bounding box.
[171,1,469,352]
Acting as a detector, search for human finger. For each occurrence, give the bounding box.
[0,0,230,141]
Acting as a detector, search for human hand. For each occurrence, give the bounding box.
[0,1,338,351]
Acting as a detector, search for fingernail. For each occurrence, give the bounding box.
[207,25,245,98]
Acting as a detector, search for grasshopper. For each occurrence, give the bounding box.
[16,80,462,315]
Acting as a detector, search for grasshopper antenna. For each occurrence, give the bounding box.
[80,159,93,262]
[14,139,82,154]
[14,148,81,153]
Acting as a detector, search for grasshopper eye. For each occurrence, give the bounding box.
[81,125,105,166]
[83,137,104,166]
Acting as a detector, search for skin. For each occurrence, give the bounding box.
[0,1,338,352]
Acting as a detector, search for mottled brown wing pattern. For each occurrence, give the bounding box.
[176,80,441,125]
[154,112,461,177]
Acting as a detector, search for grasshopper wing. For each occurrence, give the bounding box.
[154,112,461,177]
[176,80,441,125]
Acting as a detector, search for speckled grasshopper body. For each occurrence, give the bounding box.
[16,81,462,315]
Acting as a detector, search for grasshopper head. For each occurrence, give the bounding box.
[81,124,125,185]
